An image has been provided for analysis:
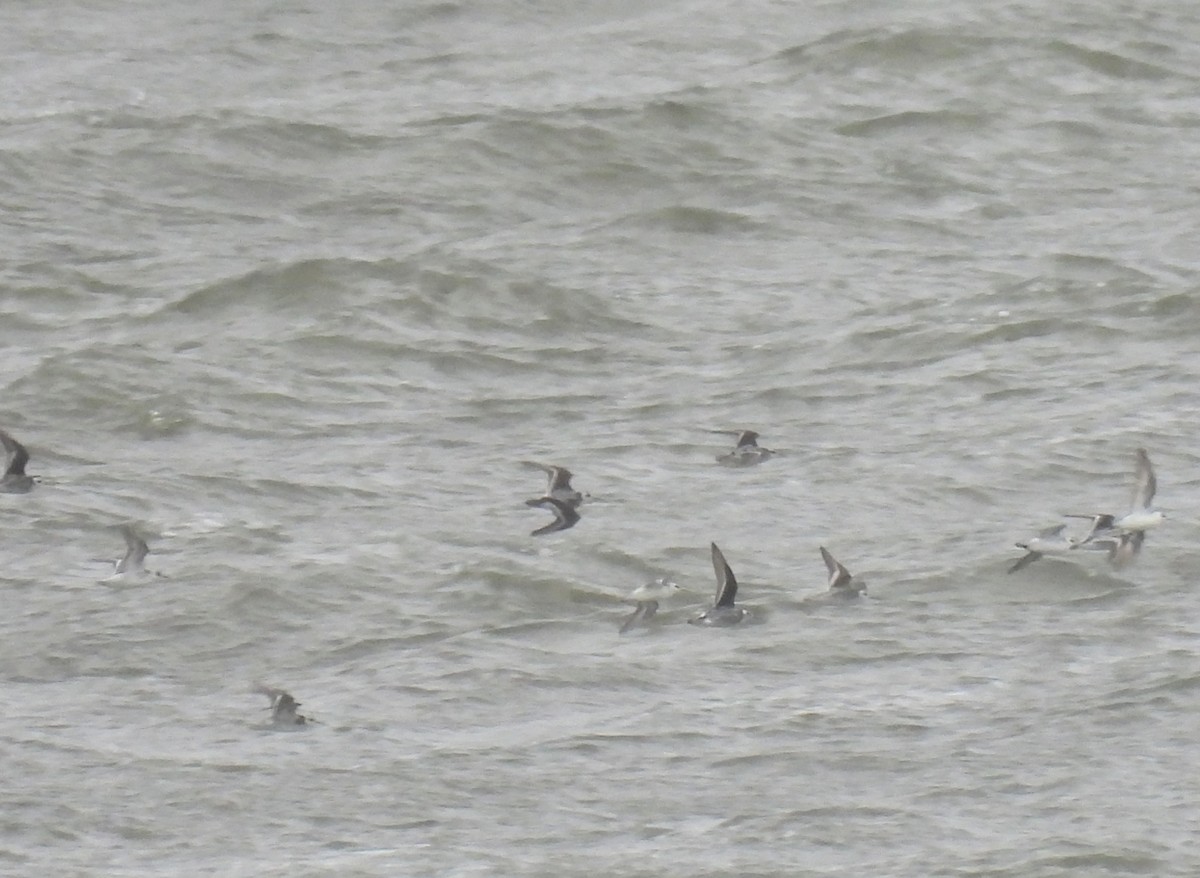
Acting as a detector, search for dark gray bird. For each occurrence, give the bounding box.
[689,543,748,626]
[713,430,775,467]
[820,546,866,597]
[0,429,36,493]
[525,496,580,536]
[255,685,310,726]
[520,461,585,508]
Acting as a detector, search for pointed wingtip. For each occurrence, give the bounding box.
[709,543,738,607]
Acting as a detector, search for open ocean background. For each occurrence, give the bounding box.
[2,1,1200,875]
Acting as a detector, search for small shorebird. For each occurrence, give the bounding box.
[112,526,151,576]
[618,578,686,633]
[819,546,866,598]
[713,430,775,467]
[520,461,585,508]
[1007,523,1077,574]
[0,429,36,493]
[255,685,310,727]
[689,542,747,626]
[628,577,685,602]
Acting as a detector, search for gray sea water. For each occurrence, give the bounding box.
[3,1,1200,875]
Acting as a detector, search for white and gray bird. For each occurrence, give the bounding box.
[628,577,685,602]
[100,525,165,581]
[1008,521,1127,573]
[618,578,686,634]
[113,526,150,576]
[1007,524,1077,574]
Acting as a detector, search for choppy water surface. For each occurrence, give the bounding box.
[3,1,1200,875]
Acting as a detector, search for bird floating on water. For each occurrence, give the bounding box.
[109,525,152,577]
[254,685,310,727]
[713,430,775,467]
[689,542,748,626]
[819,546,866,598]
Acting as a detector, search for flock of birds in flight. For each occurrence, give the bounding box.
[1,427,1167,727]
